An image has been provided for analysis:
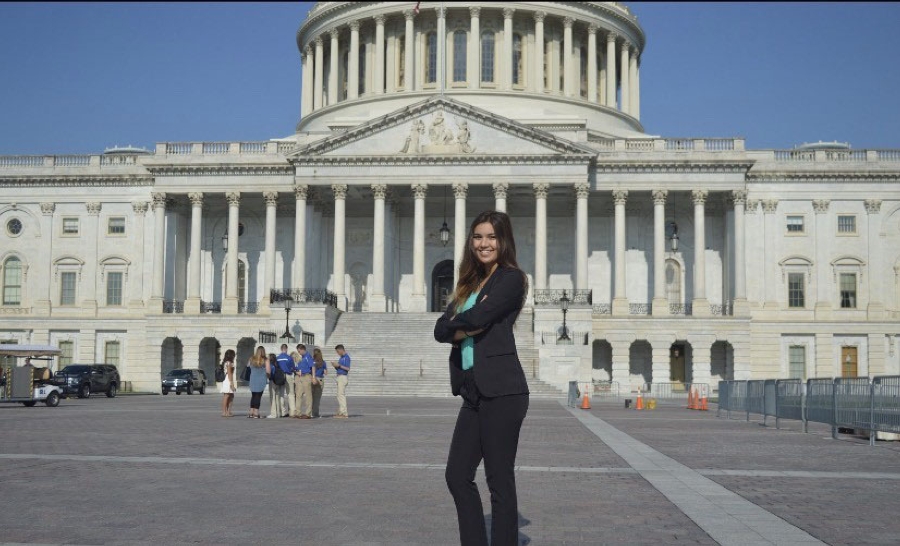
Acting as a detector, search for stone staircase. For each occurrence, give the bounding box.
[324,311,564,398]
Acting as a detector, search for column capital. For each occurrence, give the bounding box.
[40,202,56,215]
[86,202,101,216]
[563,17,575,29]
[691,189,709,205]
[304,44,312,55]
[469,6,481,18]
[329,27,340,39]
[263,191,279,206]
[745,199,760,214]
[411,183,428,199]
[130,201,149,216]
[332,184,348,200]
[315,35,323,46]
[533,11,546,23]
[349,20,360,31]
[294,184,309,200]
[730,189,747,206]
[612,189,628,204]
[607,32,618,44]
[371,184,388,199]
[492,182,507,199]
[454,182,470,199]
[621,40,631,51]
[403,9,415,21]
[226,192,241,207]
[587,23,598,35]
[151,192,167,209]
[373,14,386,25]
[533,182,550,199]
[812,199,830,214]
[502,7,515,19]
[651,189,668,205]
[574,182,590,199]
[188,192,204,206]
[435,6,446,18]
[761,199,778,214]
[865,199,882,214]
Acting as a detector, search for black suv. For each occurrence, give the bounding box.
[161,369,207,395]
[55,364,120,398]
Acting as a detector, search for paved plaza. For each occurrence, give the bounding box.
[1,393,899,545]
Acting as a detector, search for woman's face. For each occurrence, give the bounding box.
[471,221,498,269]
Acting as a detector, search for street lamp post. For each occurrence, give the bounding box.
[559,290,571,341]
[280,296,294,341]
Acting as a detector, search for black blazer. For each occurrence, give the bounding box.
[433,266,530,398]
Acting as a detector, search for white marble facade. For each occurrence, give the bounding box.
[1,2,899,393]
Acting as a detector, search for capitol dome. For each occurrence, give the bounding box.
[296,1,646,137]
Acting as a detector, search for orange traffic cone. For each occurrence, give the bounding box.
[687,388,694,410]
[700,393,708,411]
[580,391,591,410]
[635,391,644,410]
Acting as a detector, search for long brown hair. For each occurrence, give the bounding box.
[451,210,526,309]
[313,348,325,365]
[250,346,267,367]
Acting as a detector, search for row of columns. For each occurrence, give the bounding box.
[150,185,747,315]
[300,8,640,119]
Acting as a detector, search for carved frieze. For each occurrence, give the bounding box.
[761,199,778,214]
[812,199,830,214]
[864,199,882,214]
[131,201,148,215]
[40,202,55,215]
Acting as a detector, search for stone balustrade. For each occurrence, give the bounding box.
[157,141,288,156]
[0,154,142,167]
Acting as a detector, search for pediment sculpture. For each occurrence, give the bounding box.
[399,111,476,155]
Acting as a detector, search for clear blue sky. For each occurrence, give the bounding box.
[1,2,898,154]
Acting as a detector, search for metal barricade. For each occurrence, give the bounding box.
[567,380,579,408]
[592,380,620,398]
[642,382,689,400]
[774,379,803,429]
[716,381,730,417]
[834,377,873,443]
[726,380,748,419]
[804,378,834,433]
[746,380,766,421]
[872,376,900,439]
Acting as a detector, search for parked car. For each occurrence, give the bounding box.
[161,368,207,395]
[54,364,120,398]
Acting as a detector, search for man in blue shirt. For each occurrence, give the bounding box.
[269,344,294,418]
[294,343,315,419]
[332,344,351,418]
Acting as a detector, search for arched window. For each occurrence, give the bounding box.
[398,35,406,89]
[453,30,467,82]
[358,44,367,95]
[2,257,21,306]
[512,33,523,86]
[481,31,494,83]
[425,31,437,84]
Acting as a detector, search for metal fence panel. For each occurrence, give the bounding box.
[717,381,730,417]
[592,380,620,398]
[775,379,803,428]
[747,380,766,420]
[763,379,777,424]
[727,381,748,419]
[872,376,900,434]
[834,377,873,432]
[805,378,835,431]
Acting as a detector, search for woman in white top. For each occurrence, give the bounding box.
[219,349,236,417]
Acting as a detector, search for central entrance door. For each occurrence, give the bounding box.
[431,260,455,312]
[840,346,858,377]
[670,344,686,383]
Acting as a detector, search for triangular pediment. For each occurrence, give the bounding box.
[287,97,596,161]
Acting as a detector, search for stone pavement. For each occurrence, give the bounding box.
[0,393,898,545]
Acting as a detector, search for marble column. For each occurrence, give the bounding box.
[692,189,709,316]
[35,202,56,315]
[563,17,574,97]
[263,191,278,307]
[349,21,360,99]
[468,7,480,90]
[533,12,545,93]
[83,202,101,313]
[865,199,884,318]
[328,28,340,105]
[587,24,598,103]
[128,201,147,311]
[652,190,669,316]
[619,41,630,114]
[293,185,308,290]
[404,10,415,92]
[575,182,589,290]
[185,192,203,314]
[374,15,385,94]
[411,183,428,311]
[631,50,640,119]
[731,190,748,315]
[436,7,446,90]
[599,55,607,105]
[151,192,167,306]
[629,48,639,118]
[502,7,515,91]
[453,182,468,287]
[493,182,508,213]
[332,184,348,310]
[612,189,628,315]
[605,33,617,108]
[314,36,324,110]
[301,46,313,117]
[534,183,549,290]
[224,192,240,314]
[370,184,388,312]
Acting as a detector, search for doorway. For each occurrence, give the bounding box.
[840,346,858,377]
[431,260,455,312]
[670,344,686,383]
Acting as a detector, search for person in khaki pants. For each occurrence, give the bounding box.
[311,347,327,418]
[294,344,315,419]
[331,344,351,418]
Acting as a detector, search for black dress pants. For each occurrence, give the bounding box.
[446,371,529,546]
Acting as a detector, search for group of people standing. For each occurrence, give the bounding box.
[218,343,351,419]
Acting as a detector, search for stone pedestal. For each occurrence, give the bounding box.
[612,298,629,316]
[651,298,669,317]
[692,298,710,317]
[223,297,239,315]
[368,294,387,313]
[183,297,201,315]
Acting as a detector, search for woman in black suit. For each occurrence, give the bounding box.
[434,210,529,546]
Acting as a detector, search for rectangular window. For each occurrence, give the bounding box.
[108,217,125,235]
[788,273,805,308]
[60,271,77,305]
[840,273,857,308]
[788,345,806,380]
[106,272,123,306]
[62,217,79,235]
[59,340,74,367]
[426,32,437,84]
[452,31,467,82]
[481,32,494,83]
[104,341,120,367]
[837,215,856,234]
[786,216,804,233]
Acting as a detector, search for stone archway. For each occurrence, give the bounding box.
[431,259,455,312]
[592,339,612,382]
[199,338,221,384]
[711,340,734,383]
[160,337,183,379]
[629,340,652,390]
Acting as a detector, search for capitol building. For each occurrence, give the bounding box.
[1,1,898,395]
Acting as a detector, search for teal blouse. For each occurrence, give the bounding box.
[459,291,479,370]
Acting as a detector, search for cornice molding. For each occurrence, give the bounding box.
[292,153,594,167]
[143,165,293,177]
[747,172,900,183]
[594,161,754,174]
[0,175,153,187]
